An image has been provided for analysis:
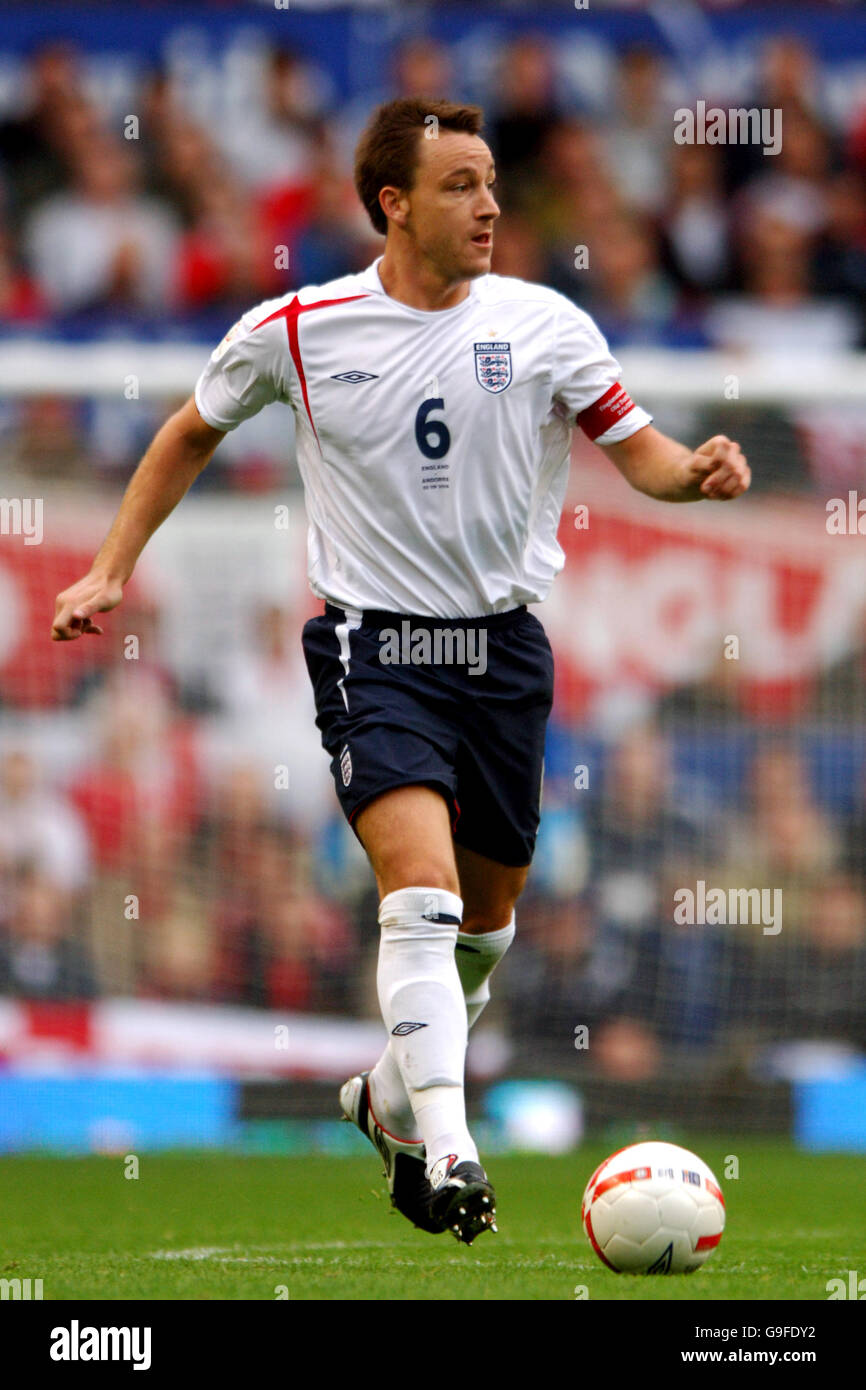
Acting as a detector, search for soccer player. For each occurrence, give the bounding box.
[51,98,750,1245]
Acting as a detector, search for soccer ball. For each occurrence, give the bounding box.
[581,1141,725,1274]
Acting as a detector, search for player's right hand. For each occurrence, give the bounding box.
[51,571,124,641]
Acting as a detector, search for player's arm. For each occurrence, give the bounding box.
[551,300,750,504]
[51,396,225,640]
[600,425,751,503]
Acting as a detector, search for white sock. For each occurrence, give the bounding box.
[413,1085,477,1176]
[376,886,477,1171]
[455,914,516,1027]
[370,910,516,1150]
[368,1043,420,1142]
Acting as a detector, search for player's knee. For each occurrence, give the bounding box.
[461,903,517,934]
[377,861,460,900]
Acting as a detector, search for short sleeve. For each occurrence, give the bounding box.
[194,297,294,432]
[551,297,652,446]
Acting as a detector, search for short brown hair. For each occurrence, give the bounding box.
[354,97,485,236]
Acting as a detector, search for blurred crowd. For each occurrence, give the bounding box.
[0,604,369,1012]
[505,730,866,1076]
[1,31,866,350]
[1,604,864,1079]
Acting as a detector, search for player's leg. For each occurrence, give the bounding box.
[454,841,528,1025]
[354,785,481,1180]
[303,606,497,1237]
[457,842,528,932]
[356,782,459,899]
[357,608,551,1239]
[447,607,554,1026]
[355,783,458,1142]
[362,839,526,1146]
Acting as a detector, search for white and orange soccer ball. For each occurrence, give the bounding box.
[581,1141,725,1274]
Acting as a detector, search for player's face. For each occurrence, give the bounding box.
[404,132,499,280]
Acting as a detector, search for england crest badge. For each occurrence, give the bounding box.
[474,341,512,394]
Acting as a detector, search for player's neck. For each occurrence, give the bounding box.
[377,250,471,312]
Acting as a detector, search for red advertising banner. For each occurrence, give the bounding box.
[546,482,866,720]
[2,491,863,719]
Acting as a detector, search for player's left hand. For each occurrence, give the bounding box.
[687,435,751,500]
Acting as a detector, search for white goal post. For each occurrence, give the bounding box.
[0,341,865,402]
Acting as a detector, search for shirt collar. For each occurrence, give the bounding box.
[357,256,482,314]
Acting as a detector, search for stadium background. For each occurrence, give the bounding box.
[1,0,865,1160]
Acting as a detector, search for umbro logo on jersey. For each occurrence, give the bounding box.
[330,371,379,383]
[391,1021,428,1036]
[474,341,512,394]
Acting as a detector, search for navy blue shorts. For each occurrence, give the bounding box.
[301,603,555,867]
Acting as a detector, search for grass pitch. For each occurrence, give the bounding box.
[1,1141,863,1300]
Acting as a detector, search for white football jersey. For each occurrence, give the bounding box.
[195,257,651,618]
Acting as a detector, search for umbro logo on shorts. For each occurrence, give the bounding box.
[339,745,352,785]
[330,371,379,383]
[391,1021,428,1036]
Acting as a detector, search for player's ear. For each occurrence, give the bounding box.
[380,185,409,229]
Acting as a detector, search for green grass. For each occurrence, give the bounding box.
[1,1142,863,1300]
